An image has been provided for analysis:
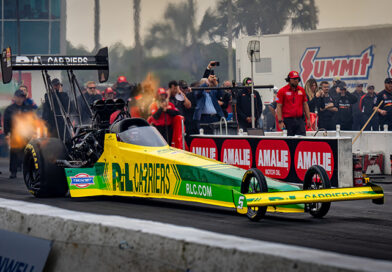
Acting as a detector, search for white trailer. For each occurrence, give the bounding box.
[236,24,392,104]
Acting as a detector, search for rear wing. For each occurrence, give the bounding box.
[1,47,109,83]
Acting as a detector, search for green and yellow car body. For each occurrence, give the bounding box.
[65,134,384,215]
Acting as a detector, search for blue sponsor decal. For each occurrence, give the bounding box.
[70,173,95,188]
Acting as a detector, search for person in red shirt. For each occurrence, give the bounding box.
[149,88,180,144]
[276,71,311,136]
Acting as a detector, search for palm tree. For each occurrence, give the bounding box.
[94,0,100,52]
[133,0,142,82]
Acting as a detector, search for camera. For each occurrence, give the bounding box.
[211,61,220,67]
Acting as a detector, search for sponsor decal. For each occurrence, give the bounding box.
[300,46,373,83]
[190,138,218,160]
[70,173,95,188]
[221,139,252,169]
[15,56,89,66]
[255,140,291,179]
[185,183,212,197]
[388,48,392,78]
[294,141,334,180]
[112,162,171,194]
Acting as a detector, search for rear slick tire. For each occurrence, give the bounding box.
[303,165,331,218]
[23,138,68,197]
[241,168,268,221]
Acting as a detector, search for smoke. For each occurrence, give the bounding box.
[10,112,48,149]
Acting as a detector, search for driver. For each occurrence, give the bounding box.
[149,88,180,144]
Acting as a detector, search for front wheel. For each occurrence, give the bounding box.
[241,168,268,221]
[23,138,68,197]
[303,165,331,218]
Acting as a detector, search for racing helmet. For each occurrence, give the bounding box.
[285,71,301,82]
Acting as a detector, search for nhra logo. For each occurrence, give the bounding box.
[300,46,374,83]
[388,48,392,78]
[70,173,95,188]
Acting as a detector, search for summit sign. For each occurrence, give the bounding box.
[300,46,374,83]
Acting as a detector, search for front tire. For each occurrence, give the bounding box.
[23,138,68,197]
[303,165,331,218]
[241,168,268,221]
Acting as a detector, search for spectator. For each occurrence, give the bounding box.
[375,77,392,131]
[112,75,136,101]
[328,76,341,100]
[317,81,337,130]
[236,77,263,132]
[103,87,116,100]
[276,71,310,136]
[221,80,233,119]
[149,88,180,144]
[168,80,191,116]
[193,74,225,131]
[78,81,102,124]
[304,78,319,113]
[3,89,35,178]
[42,78,71,139]
[352,83,365,130]
[202,61,219,78]
[360,85,378,131]
[184,81,199,138]
[335,82,357,130]
[19,85,37,109]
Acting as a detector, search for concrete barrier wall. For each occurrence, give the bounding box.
[1,198,391,272]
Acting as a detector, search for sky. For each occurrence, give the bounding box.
[66,0,392,51]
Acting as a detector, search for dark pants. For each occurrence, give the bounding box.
[352,114,363,130]
[339,122,352,131]
[155,125,173,145]
[364,115,379,131]
[10,147,23,174]
[283,117,306,136]
[198,114,220,134]
[318,118,336,131]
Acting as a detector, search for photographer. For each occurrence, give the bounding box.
[202,61,220,78]
[193,74,224,126]
[168,80,191,116]
[149,88,180,144]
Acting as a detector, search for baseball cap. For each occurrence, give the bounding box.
[51,78,61,86]
[157,87,167,96]
[117,76,128,83]
[356,83,363,87]
[287,71,300,79]
[338,81,347,90]
[367,85,375,90]
[179,80,188,89]
[385,78,392,84]
[14,89,26,97]
[105,87,114,94]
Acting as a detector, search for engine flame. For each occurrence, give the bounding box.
[135,73,159,119]
[10,112,49,149]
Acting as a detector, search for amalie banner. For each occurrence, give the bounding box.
[188,136,338,187]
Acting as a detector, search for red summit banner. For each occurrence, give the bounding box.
[300,46,373,83]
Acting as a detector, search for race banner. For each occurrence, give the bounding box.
[300,46,374,83]
[189,136,339,187]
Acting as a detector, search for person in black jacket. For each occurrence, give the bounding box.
[236,77,263,132]
[375,78,392,131]
[335,82,357,130]
[42,78,71,140]
[3,90,34,178]
[317,81,337,130]
[78,81,103,125]
[359,85,378,131]
[304,78,319,113]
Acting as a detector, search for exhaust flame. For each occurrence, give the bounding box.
[133,73,159,119]
[10,112,49,149]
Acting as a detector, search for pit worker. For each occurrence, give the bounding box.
[276,71,311,136]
